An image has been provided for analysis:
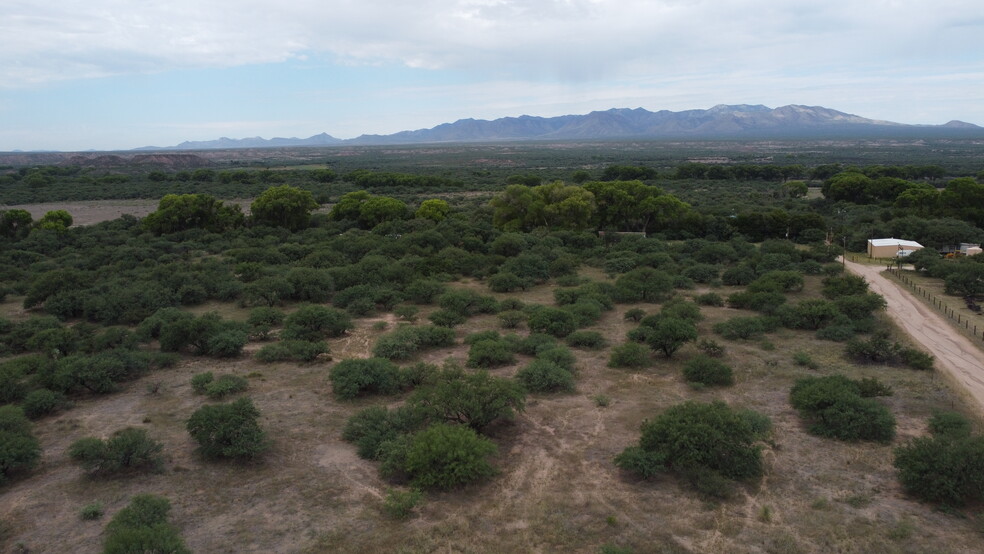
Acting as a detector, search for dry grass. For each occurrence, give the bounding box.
[2,273,983,553]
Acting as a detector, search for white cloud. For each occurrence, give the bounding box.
[3,0,981,86]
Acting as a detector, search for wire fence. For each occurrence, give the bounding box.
[886,268,984,343]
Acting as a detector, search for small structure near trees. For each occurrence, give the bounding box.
[867,238,924,259]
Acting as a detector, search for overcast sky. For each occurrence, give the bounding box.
[2,0,982,151]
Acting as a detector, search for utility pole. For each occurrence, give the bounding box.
[842,235,847,267]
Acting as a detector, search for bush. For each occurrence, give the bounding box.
[255,340,328,362]
[282,305,353,341]
[526,306,576,338]
[608,342,651,369]
[497,310,526,329]
[329,358,402,399]
[383,487,423,519]
[488,272,528,292]
[466,339,516,369]
[537,346,576,371]
[373,325,455,361]
[614,268,674,303]
[203,374,248,399]
[409,367,525,431]
[694,292,724,307]
[103,494,189,554]
[190,372,214,394]
[565,330,607,349]
[428,309,467,328]
[186,397,268,460]
[682,355,734,387]
[246,307,284,339]
[403,423,497,490]
[516,359,575,393]
[68,427,164,475]
[642,316,697,358]
[343,405,428,460]
[713,316,778,340]
[790,376,895,443]
[928,411,973,440]
[80,502,104,520]
[894,434,984,506]
[21,388,67,419]
[696,339,725,358]
[623,308,646,322]
[615,401,768,497]
[0,405,41,485]
[516,333,558,355]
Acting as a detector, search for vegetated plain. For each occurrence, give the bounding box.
[1,139,983,553]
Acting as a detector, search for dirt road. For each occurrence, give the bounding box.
[844,258,984,415]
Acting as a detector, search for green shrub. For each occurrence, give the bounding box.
[713,316,778,340]
[409,367,525,431]
[374,325,456,360]
[642,316,697,358]
[80,502,104,520]
[497,310,527,329]
[516,359,575,393]
[103,494,189,554]
[790,376,895,443]
[526,306,577,338]
[565,330,607,349]
[68,427,164,475]
[623,308,646,322]
[0,406,41,485]
[696,339,725,358]
[792,351,818,369]
[394,305,419,322]
[343,405,428,460]
[282,305,353,341]
[928,411,973,440]
[21,388,67,419]
[190,372,213,394]
[403,423,497,490]
[894,434,984,506]
[186,397,268,460]
[203,374,248,399]
[466,339,516,369]
[383,487,423,519]
[682,355,734,387]
[246,307,284,339]
[536,346,576,371]
[608,342,651,369]
[694,292,724,307]
[488,272,528,292]
[900,347,934,370]
[516,333,558,356]
[329,358,402,399]
[428,309,467,328]
[615,401,768,497]
[255,340,328,362]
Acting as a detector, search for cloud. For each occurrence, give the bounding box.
[3,0,980,86]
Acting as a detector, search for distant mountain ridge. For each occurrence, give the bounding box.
[137,105,982,150]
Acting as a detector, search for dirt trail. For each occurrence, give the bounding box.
[844,258,984,415]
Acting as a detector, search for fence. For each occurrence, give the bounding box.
[886,268,984,343]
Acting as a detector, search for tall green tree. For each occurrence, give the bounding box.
[250,185,319,231]
[143,194,243,234]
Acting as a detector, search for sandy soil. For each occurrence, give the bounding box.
[844,258,984,415]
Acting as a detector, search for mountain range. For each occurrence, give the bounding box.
[137,104,983,150]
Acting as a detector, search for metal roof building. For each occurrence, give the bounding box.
[867,238,924,258]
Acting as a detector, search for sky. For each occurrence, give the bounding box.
[1,0,982,151]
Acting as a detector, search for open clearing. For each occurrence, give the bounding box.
[3,270,983,553]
